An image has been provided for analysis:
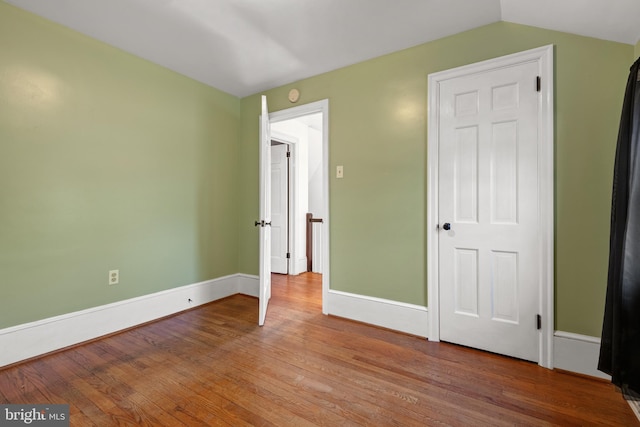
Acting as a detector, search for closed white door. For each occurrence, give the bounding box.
[438,61,540,362]
[271,143,289,274]
[258,95,272,326]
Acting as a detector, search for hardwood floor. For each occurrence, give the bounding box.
[1,273,637,426]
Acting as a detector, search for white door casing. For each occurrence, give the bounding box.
[258,95,272,326]
[271,143,289,274]
[427,46,554,367]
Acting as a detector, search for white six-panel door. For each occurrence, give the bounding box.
[437,60,542,362]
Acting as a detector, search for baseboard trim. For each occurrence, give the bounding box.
[209,276,428,337]
[293,258,308,275]
[553,331,609,380]
[0,274,259,368]
[327,290,428,337]
[4,275,608,381]
[236,274,259,297]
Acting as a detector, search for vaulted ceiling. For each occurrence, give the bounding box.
[5,0,640,97]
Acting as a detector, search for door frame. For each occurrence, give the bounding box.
[269,99,330,314]
[271,130,299,275]
[426,45,555,368]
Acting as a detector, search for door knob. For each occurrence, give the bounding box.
[442,223,451,231]
[255,220,262,227]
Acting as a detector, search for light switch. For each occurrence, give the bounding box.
[336,165,344,179]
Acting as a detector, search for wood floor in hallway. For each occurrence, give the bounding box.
[0,272,637,426]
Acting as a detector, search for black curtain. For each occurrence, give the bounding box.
[599,57,640,393]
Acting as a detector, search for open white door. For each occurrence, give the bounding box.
[258,95,272,326]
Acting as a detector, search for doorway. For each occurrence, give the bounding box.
[427,46,554,368]
[270,137,294,275]
[268,99,330,315]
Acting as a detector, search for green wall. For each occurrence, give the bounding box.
[239,22,633,337]
[2,0,635,340]
[0,3,240,329]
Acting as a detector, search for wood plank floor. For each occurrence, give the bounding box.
[1,273,637,426]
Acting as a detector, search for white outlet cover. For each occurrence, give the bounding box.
[109,270,119,285]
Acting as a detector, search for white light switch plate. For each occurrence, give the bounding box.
[336,165,344,178]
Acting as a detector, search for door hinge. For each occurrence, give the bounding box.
[286,151,291,158]
[536,314,542,330]
[536,76,541,92]
[286,252,291,259]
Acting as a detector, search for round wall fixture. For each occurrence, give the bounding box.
[288,88,300,103]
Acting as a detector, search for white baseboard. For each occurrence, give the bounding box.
[0,274,259,368]
[293,258,308,275]
[553,331,609,380]
[236,274,259,297]
[211,275,428,337]
[1,273,609,383]
[325,294,609,380]
[327,290,428,337]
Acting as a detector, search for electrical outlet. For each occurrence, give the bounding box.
[109,270,119,285]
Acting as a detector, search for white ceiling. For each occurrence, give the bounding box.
[5,0,640,97]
